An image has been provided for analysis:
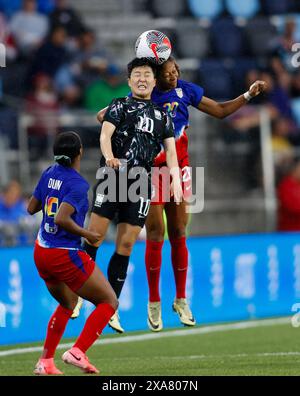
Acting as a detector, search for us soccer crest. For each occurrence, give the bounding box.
[175,88,183,98]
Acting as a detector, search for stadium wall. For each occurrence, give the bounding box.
[0,233,298,345]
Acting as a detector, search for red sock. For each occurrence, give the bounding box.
[42,305,73,359]
[145,240,164,302]
[74,303,115,353]
[170,236,188,299]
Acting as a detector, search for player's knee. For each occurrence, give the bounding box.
[118,240,135,256]
[168,226,186,240]
[146,223,165,242]
[96,293,118,311]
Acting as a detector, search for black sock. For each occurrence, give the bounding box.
[107,252,129,298]
[83,241,98,261]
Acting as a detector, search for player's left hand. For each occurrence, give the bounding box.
[248,80,267,98]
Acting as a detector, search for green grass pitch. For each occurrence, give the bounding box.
[1,318,300,376]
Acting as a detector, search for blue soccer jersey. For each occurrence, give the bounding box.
[151,79,204,165]
[33,164,89,249]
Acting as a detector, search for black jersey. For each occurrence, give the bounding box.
[101,96,174,172]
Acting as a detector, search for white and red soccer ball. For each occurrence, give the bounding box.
[135,30,172,65]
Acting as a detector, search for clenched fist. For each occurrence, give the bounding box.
[248,80,267,98]
[106,158,121,169]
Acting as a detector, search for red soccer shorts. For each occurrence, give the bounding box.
[151,155,192,205]
[34,242,95,292]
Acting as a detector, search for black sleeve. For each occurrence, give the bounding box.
[162,112,175,140]
[103,98,124,127]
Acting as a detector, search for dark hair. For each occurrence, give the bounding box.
[53,131,82,167]
[127,57,157,78]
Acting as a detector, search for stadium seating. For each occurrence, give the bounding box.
[0,0,21,17]
[274,14,300,41]
[210,17,244,58]
[261,0,295,15]
[244,17,278,56]
[0,0,53,16]
[229,57,258,96]
[175,19,210,58]
[291,98,300,126]
[225,0,260,19]
[198,59,232,99]
[188,0,223,19]
[289,14,300,41]
[150,0,186,18]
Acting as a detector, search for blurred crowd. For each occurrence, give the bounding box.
[0,0,128,157]
[1,0,300,244]
[0,179,40,246]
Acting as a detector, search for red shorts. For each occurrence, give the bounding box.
[34,242,95,292]
[151,155,192,205]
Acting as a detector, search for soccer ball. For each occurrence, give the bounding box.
[135,30,172,65]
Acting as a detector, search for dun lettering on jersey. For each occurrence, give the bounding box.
[48,178,63,191]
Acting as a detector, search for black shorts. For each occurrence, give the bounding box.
[91,167,152,228]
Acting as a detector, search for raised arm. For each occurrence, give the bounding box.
[198,80,266,119]
[100,121,120,169]
[163,137,183,204]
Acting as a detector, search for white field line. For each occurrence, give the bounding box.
[0,317,290,358]
[1,351,300,365]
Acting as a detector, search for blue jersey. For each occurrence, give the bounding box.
[129,80,204,164]
[33,164,89,249]
[151,79,204,139]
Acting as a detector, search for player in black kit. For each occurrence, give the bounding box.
[76,58,182,331]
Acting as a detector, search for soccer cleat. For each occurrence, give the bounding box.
[147,301,163,332]
[71,297,83,319]
[62,347,99,374]
[33,358,63,375]
[172,298,196,326]
[108,310,124,333]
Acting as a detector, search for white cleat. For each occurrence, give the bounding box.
[172,298,196,327]
[71,297,83,319]
[147,301,163,332]
[108,311,124,333]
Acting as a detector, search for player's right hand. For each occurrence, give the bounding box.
[86,231,102,245]
[171,179,183,205]
[106,158,121,169]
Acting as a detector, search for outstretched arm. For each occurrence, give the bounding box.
[198,80,266,119]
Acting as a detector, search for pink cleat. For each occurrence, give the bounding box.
[62,347,99,374]
[34,358,63,375]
